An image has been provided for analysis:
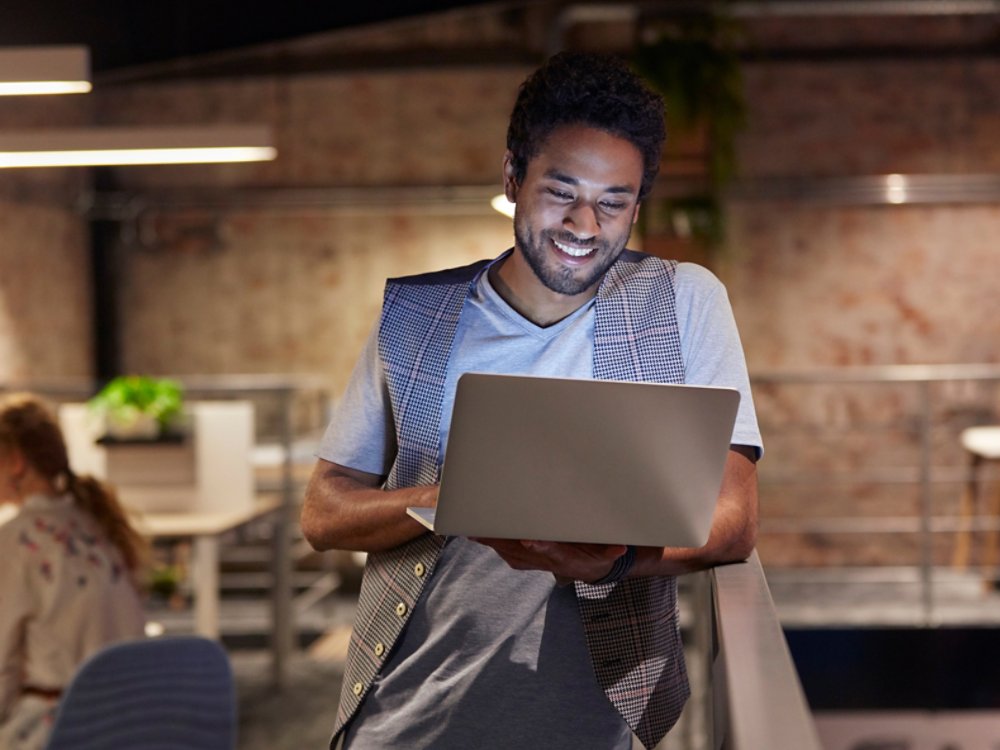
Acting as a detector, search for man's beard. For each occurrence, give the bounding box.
[514,220,631,297]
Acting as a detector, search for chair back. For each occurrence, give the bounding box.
[45,636,236,750]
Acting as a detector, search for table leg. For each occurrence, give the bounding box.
[271,503,292,689]
[983,477,1000,594]
[952,454,980,569]
[191,535,220,638]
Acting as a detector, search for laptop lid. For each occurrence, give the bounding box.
[407,372,740,548]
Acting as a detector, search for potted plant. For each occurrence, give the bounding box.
[88,375,185,441]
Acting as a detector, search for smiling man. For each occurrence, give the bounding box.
[302,51,762,750]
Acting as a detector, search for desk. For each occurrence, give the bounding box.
[134,498,290,682]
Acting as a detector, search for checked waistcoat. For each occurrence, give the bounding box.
[331,250,689,750]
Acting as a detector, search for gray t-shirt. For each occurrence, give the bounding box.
[320,260,762,749]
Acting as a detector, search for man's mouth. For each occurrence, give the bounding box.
[552,238,597,258]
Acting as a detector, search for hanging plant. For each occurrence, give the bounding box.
[632,11,746,250]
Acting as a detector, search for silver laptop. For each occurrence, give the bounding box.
[407,372,739,548]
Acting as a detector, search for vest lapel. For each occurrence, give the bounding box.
[334,260,485,735]
[578,251,690,749]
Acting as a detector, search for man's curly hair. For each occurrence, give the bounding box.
[506,51,666,200]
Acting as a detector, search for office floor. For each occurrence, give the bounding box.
[234,647,346,750]
[232,592,355,750]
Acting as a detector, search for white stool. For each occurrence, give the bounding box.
[952,426,1000,589]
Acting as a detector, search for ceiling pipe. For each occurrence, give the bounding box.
[547,0,1000,53]
[727,0,1000,17]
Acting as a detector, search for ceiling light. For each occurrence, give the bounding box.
[0,126,277,168]
[491,193,515,218]
[885,173,908,204]
[0,46,91,96]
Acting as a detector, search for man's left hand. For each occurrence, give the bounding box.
[472,538,628,585]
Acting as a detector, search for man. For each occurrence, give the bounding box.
[302,51,762,750]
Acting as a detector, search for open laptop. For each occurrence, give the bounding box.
[406,372,739,548]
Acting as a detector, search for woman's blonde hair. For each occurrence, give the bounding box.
[0,392,147,572]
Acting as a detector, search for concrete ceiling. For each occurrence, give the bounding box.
[0,1,499,74]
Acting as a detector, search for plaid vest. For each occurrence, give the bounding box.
[333,250,689,749]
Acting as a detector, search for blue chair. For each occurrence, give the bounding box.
[45,636,236,750]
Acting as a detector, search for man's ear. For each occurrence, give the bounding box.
[632,203,642,225]
[502,150,518,203]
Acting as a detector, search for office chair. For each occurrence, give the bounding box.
[45,635,237,750]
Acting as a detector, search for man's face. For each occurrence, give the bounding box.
[505,124,643,298]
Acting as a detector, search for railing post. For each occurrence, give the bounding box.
[918,379,935,624]
[684,570,715,750]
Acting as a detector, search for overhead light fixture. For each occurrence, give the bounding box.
[0,46,91,96]
[0,126,277,168]
[885,173,908,204]
[491,193,515,218]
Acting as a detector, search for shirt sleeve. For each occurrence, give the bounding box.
[316,319,397,476]
[0,524,28,721]
[675,262,763,458]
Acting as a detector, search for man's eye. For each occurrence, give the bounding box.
[600,201,627,211]
[547,189,574,200]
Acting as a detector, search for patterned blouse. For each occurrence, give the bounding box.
[0,494,145,749]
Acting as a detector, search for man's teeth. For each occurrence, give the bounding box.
[553,240,595,257]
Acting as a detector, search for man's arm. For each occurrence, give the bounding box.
[300,458,437,552]
[475,445,758,582]
[632,444,758,576]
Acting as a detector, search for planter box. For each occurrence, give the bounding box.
[60,401,255,516]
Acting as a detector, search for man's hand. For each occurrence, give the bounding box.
[472,538,628,585]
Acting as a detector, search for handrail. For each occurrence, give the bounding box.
[749,363,1000,624]
[708,552,822,750]
[753,362,1000,383]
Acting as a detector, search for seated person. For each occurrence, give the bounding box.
[0,393,147,750]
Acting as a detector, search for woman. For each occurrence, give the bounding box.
[0,393,146,750]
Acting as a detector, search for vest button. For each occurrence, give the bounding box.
[395,602,408,617]
[352,682,363,696]
[413,562,426,577]
[374,642,385,657]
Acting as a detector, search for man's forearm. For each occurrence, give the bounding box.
[300,460,436,552]
[631,446,759,578]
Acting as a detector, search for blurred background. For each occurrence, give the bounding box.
[2,1,1000,748]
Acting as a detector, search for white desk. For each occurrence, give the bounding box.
[135,498,283,638]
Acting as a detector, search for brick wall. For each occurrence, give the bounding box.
[718,54,1000,567]
[95,67,526,391]
[0,95,92,382]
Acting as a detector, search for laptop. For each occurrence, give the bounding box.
[406,372,739,548]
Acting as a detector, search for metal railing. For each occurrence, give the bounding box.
[751,363,1000,625]
[682,554,822,750]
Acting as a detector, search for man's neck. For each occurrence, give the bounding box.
[489,250,598,328]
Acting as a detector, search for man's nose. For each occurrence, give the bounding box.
[564,203,599,240]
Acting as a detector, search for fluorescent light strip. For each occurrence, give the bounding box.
[0,126,277,168]
[0,46,91,96]
[0,81,93,96]
[0,147,277,168]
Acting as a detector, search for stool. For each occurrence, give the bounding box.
[951,426,1000,589]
